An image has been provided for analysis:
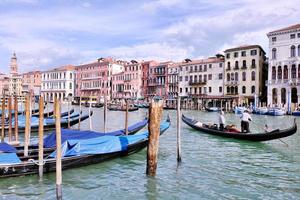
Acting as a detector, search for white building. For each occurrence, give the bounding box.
[266,23,300,109]
[8,53,22,96]
[178,57,225,97]
[41,65,75,102]
[224,45,266,105]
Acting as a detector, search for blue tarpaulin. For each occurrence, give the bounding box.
[0,142,17,153]
[49,120,170,158]
[43,119,148,148]
[0,153,21,164]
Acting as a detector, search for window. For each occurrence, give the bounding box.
[298,45,300,57]
[204,65,207,71]
[235,61,239,69]
[272,37,276,42]
[199,65,202,71]
[208,74,212,80]
[242,72,246,81]
[219,63,222,68]
[272,66,276,80]
[227,62,231,69]
[251,59,256,67]
[241,51,246,57]
[298,33,300,38]
[292,65,296,78]
[235,72,238,81]
[250,50,257,56]
[226,53,230,59]
[219,87,222,93]
[194,75,197,82]
[227,86,230,93]
[227,73,230,81]
[204,75,207,81]
[179,76,183,81]
[185,88,188,93]
[242,86,246,94]
[199,75,202,82]
[291,45,296,57]
[194,65,197,71]
[284,65,288,79]
[234,52,238,58]
[251,71,255,81]
[290,34,295,39]
[277,66,282,79]
[185,76,188,81]
[69,83,72,89]
[242,60,246,68]
[251,86,255,94]
[189,76,193,82]
[272,48,276,59]
[180,88,182,93]
[219,73,223,80]
[209,64,212,68]
[209,87,212,93]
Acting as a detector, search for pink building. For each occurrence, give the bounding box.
[75,58,124,101]
[123,60,143,99]
[22,71,41,96]
[111,72,124,99]
[141,60,158,99]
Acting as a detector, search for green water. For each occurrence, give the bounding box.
[0,106,300,200]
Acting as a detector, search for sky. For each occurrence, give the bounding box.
[0,0,299,73]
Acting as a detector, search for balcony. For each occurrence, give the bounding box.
[226,67,231,71]
[241,66,247,70]
[225,92,239,96]
[188,80,207,86]
[251,65,256,69]
[124,79,131,82]
[266,78,300,86]
[234,66,239,70]
[225,81,240,85]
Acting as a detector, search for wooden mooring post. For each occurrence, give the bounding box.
[8,96,12,142]
[14,96,19,142]
[78,96,81,130]
[125,100,129,135]
[146,100,163,176]
[38,96,44,178]
[104,96,107,133]
[89,100,92,131]
[24,95,30,157]
[67,99,70,129]
[176,96,182,163]
[1,95,5,142]
[55,98,63,200]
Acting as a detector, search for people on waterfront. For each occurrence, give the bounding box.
[219,111,225,131]
[240,110,252,133]
[264,124,270,132]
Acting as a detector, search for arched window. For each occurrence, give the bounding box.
[251,59,255,68]
[292,65,296,78]
[272,66,276,80]
[298,65,300,78]
[199,75,202,82]
[231,86,234,94]
[242,86,246,94]
[298,45,300,57]
[231,72,234,81]
[235,61,239,69]
[235,72,239,81]
[242,72,246,81]
[251,86,255,94]
[242,60,246,68]
[227,86,230,94]
[227,73,230,81]
[272,48,276,59]
[284,65,288,79]
[227,62,230,69]
[291,45,296,57]
[235,86,238,94]
[251,71,255,81]
[278,66,282,79]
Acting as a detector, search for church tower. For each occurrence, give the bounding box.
[10,52,18,75]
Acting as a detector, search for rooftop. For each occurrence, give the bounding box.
[268,23,300,35]
[224,45,265,54]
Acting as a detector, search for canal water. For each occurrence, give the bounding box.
[0,105,300,199]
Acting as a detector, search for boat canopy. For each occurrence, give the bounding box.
[0,153,21,165]
[0,142,17,153]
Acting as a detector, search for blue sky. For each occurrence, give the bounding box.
[0,0,299,73]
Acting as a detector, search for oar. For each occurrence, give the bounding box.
[251,120,289,147]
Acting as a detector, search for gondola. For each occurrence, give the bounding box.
[0,118,170,178]
[92,103,104,108]
[3,112,93,133]
[0,107,41,117]
[14,117,149,155]
[181,114,297,142]
[108,106,139,112]
[163,106,176,110]
[205,107,220,112]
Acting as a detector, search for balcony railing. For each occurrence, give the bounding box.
[241,66,247,69]
[188,80,207,85]
[266,78,300,86]
[251,65,256,68]
[226,67,231,71]
[234,66,239,70]
[225,81,240,85]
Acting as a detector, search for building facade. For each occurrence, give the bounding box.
[224,45,266,105]
[123,61,143,99]
[75,58,124,101]
[141,60,157,99]
[266,24,300,109]
[111,72,124,99]
[167,63,179,99]
[8,53,22,96]
[22,71,41,96]
[41,65,75,102]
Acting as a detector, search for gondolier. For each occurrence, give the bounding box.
[219,111,225,131]
[240,110,252,133]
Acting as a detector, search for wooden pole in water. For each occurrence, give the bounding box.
[104,96,107,133]
[89,99,92,131]
[14,96,19,142]
[176,96,182,163]
[8,96,12,142]
[67,99,70,129]
[78,96,81,130]
[24,95,30,157]
[125,100,129,135]
[146,100,163,176]
[38,96,44,178]
[55,97,62,200]
[1,95,5,142]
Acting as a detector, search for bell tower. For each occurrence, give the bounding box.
[10,52,18,75]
